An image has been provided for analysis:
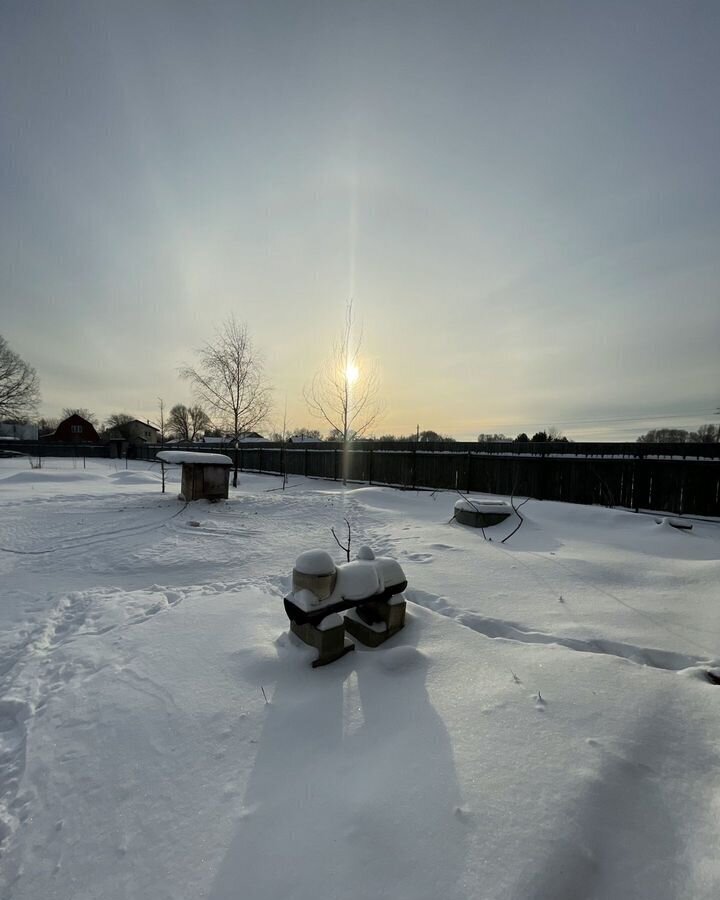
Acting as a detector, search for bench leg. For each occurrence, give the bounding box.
[290,620,354,667]
[344,599,406,647]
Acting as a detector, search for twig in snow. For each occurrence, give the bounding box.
[331,517,352,561]
[501,496,530,545]
[260,686,269,704]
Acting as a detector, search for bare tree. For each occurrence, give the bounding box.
[168,404,192,441]
[189,404,211,440]
[38,416,59,436]
[168,403,211,442]
[291,427,322,440]
[180,316,270,487]
[104,412,134,435]
[0,335,40,420]
[62,407,98,426]
[303,302,383,480]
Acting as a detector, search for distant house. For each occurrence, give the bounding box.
[125,420,160,444]
[0,422,39,441]
[201,432,268,446]
[104,419,160,446]
[43,414,100,444]
[238,431,268,443]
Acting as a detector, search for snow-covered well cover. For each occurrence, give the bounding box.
[454,497,511,514]
[156,450,232,465]
[1,456,720,900]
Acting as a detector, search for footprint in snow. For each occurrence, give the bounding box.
[403,552,434,563]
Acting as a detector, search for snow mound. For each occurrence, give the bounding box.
[0,470,104,483]
[378,645,427,672]
[109,471,160,484]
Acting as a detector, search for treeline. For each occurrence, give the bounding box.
[637,425,719,444]
[478,428,570,443]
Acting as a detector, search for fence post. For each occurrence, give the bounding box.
[412,445,417,489]
[334,449,338,481]
[259,448,264,473]
[537,452,545,500]
[466,450,471,493]
[368,447,373,485]
[304,448,308,477]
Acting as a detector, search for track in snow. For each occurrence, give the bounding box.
[407,589,707,672]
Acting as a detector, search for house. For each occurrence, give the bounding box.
[238,431,269,443]
[42,414,100,444]
[0,422,39,441]
[201,432,268,446]
[104,419,160,446]
[124,420,160,444]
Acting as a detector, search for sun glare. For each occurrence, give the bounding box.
[346,363,360,384]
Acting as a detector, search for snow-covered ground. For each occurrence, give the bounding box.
[1,456,719,899]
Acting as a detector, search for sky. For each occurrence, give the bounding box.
[1,0,718,441]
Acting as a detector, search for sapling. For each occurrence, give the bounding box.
[331,517,352,562]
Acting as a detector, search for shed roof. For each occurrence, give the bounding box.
[157,451,232,466]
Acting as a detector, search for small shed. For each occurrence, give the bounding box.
[157,451,232,501]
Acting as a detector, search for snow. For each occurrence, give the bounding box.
[293,548,336,576]
[334,560,382,600]
[156,451,232,465]
[1,456,720,899]
[317,613,344,631]
[292,588,320,610]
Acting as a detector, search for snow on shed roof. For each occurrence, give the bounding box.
[157,451,232,466]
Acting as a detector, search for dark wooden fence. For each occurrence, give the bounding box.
[214,445,718,517]
[3,439,718,516]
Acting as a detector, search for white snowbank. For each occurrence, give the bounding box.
[156,451,232,465]
[1,459,719,900]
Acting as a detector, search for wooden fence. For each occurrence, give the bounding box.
[219,446,719,517]
[3,440,718,516]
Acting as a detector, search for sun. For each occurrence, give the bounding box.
[346,363,360,384]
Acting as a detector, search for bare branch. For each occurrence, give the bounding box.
[0,335,40,420]
[331,517,352,562]
[303,301,384,472]
[180,316,271,487]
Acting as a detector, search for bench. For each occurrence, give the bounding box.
[284,548,408,667]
